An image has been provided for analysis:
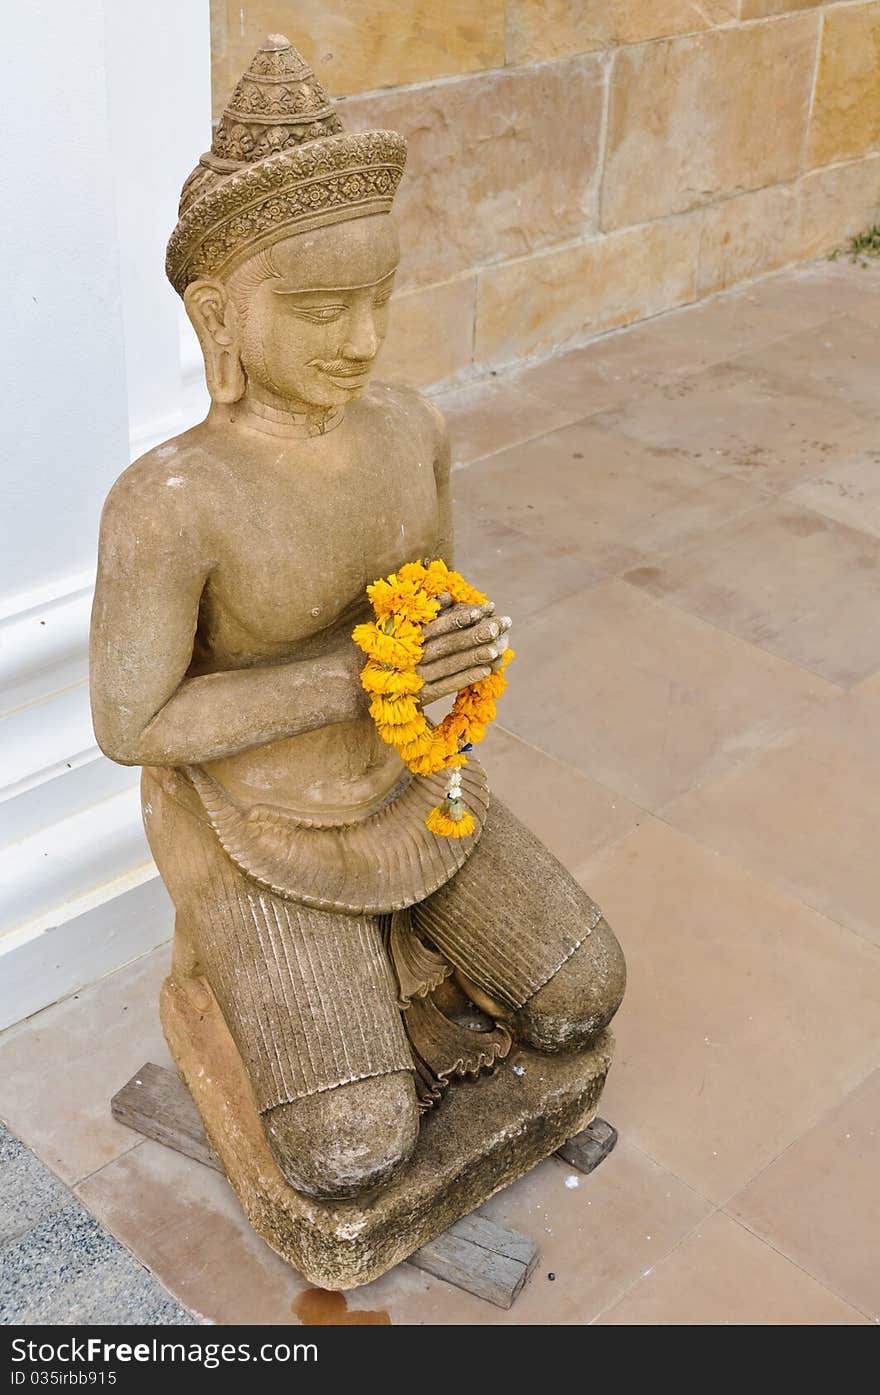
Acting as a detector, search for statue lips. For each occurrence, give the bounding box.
[309,357,374,385]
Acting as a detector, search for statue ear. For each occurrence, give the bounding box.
[183,279,246,404]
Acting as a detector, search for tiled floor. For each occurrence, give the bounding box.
[2,259,879,1325]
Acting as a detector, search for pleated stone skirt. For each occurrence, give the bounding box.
[142,765,598,1113]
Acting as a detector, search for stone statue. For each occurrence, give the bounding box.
[90,35,625,1286]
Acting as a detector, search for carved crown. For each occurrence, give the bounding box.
[166,35,406,295]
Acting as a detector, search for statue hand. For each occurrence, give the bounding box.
[417,594,512,705]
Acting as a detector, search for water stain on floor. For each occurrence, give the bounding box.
[294,1288,390,1325]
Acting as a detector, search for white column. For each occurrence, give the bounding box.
[0,0,211,1028]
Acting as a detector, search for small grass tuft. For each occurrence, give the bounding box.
[829,222,880,265]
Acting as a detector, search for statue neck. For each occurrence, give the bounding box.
[221,388,345,440]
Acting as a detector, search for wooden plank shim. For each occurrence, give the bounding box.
[111,1061,221,1172]
[111,1063,537,1309]
[555,1117,618,1175]
[409,1212,538,1310]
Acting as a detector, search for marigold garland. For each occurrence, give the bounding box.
[352,559,513,837]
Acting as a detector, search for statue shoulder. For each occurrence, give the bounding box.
[366,382,448,454]
[100,430,218,546]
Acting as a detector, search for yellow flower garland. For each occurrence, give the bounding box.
[352,559,513,837]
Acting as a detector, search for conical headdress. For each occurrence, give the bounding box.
[166,35,406,295]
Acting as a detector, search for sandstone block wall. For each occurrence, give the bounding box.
[211,1,880,389]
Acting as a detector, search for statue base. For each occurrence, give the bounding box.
[160,973,614,1290]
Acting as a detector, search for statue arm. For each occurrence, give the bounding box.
[89,483,364,768]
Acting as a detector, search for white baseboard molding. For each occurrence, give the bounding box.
[1,682,97,804]
[0,579,93,720]
[0,870,173,1032]
[0,778,151,935]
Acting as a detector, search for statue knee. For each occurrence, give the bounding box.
[510,917,626,1054]
[263,1070,419,1199]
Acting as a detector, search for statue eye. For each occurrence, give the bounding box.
[294,305,345,323]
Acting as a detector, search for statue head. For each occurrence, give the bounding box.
[166,35,406,414]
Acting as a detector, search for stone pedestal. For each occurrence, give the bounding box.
[161,973,613,1289]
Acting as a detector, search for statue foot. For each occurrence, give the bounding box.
[263,1070,420,1199]
[510,917,626,1054]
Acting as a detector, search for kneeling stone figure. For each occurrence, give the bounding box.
[90,35,625,1276]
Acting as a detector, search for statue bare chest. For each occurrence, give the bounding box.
[201,428,441,657]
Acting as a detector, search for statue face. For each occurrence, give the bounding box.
[234,214,400,410]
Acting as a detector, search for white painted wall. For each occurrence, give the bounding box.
[0,0,211,1028]
[105,1,211,455]
[1,0,129,599]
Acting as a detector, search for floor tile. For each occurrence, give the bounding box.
[0,946,173,1185]
[454,417,769,579]
[480,726,643,876]
[579,818,880,1202]
[626,498,880,688]
[76,1141,311,1326]
[730,1068,880,1321]
[594,358,876,494]
[432,378,581,467]
[0,1196,191,1326]
[754,260,880,325]
[597,1211,867,1325]
[321,1142,711,1325]
[507,323,689,414]
[663,681,880,945]
[642,276,836,375]
[497,579,837,809]
[744,312,880,418]
[837,263,880,330]
[789,451,880,539]
[452,496,599,627]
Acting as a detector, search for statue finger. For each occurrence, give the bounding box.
[420,665,492,704]
[421,617,500,662]
[418,644,498,683]
[422,602,486,640]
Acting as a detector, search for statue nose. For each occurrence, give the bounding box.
[342,307,378,361]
